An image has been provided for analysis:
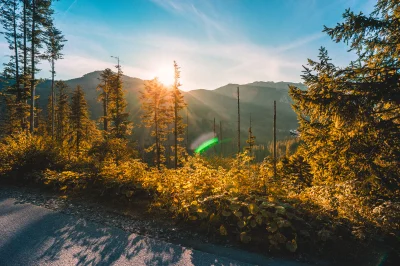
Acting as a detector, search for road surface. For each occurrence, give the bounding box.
[0,196,309,266]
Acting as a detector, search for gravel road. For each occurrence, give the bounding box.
[0,185,311,266]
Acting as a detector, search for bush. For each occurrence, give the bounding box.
[0,133,64,179]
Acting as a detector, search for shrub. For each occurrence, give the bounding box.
[0,133,64,179]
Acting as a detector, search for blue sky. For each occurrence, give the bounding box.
[0,0,376,90]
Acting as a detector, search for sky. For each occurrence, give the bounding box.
[0,0,376,91]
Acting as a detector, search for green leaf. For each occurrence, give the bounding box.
[222,210,232,217]
[233,211,243,217]
[189,215,198,221]
[267,223,278,233]
[237,220,246,229]
[275,206,286,215]
[248,203,259,215]
[240,232,251,243]
[250,220,257,228]
[229,203,241,211]
[220,225,228,236]
[286,240,297,252]
[125,190,134,197]
[255,215,263,225]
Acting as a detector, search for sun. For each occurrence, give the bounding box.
[154,65,175,87]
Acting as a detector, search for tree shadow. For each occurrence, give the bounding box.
[0,199,248,265]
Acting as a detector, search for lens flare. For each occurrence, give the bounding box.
[194,137,219,154]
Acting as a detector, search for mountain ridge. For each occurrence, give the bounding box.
[1,71,304,154]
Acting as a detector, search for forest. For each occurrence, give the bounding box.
[0,0,399,264]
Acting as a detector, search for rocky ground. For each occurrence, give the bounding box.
[0,185,204,244]
[0,184,308,266]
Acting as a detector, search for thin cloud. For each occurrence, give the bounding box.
[275,32,325,52]
[151,0,230,39]
[60,0,78,20]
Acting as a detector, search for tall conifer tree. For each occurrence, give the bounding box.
[140,78,172,169]
[290,0,400,196]
[55,80,70,144]
[171,61,187,168]
[43,25,66,139]
[97,68,113,133]
[109,61,132,138]
[70,85,90,155]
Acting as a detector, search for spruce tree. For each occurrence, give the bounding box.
[109,62,132,138]
[43,25,66,139]
[55,80,70,144]
[29,0,54,133]
[0,0,24,131]
[97,68,113,132]
[289,0,400,197]
[140,78,172,169]
[70,85,90,155]
[19,0,32,122]
[171,61,187,168]
[246,114,256,155]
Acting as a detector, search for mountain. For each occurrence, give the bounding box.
[2,71,305,154]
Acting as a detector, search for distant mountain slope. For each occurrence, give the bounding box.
[2,71,305,152]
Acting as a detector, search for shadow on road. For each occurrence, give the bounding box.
[0,198,247,265]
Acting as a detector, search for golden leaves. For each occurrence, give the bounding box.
[220,225,228,236]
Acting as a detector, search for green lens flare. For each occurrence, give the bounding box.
[195,137,219,153]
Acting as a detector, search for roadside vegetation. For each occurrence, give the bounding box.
[0,0,399,264]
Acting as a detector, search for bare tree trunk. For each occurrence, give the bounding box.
[12,0,20,102]
[22,0,28,131]
[29,0,36,133]
[213,117,216,154]
[219,120,222,157]
[51,59,55,139]
[273,100,277,179]
[237,86,240,154]
[174,88,178,169]
[155,109,160,170]
[103,81,108,132]
[186,107,189,154]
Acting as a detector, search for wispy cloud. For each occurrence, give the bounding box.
[60,0,78,21]
[0,0,337,90]
[274,32,325,52]
[150,0,230,40]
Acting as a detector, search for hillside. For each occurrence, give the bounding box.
[3,72,304,154]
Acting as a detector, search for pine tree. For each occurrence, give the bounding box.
[29,0,54,133]
[45,93,53,135]
[246,113,256,155]
[171,61,187,168]
[70,85,90,155]
[140,78,172,169]
[43,25,66,139]
[2,95,20,135]
[109,61,132,138]
[237,86,241,154]
[289,0,400,197]
[55,80,70,144]
[0,0,25,131]
[97,68,113,132]
[19,0,32,120]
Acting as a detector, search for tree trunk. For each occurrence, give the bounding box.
[273,100,277,179]
[220,120,222,157]
[29,0,36,133]
[155,109,160,170]
[174,88,178,169]
[51,59,55,139]
[13,0,20,102]
[186,107,189,154]
[237,86,240,154]
[213,117,216,154]
[103,81,108,132]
